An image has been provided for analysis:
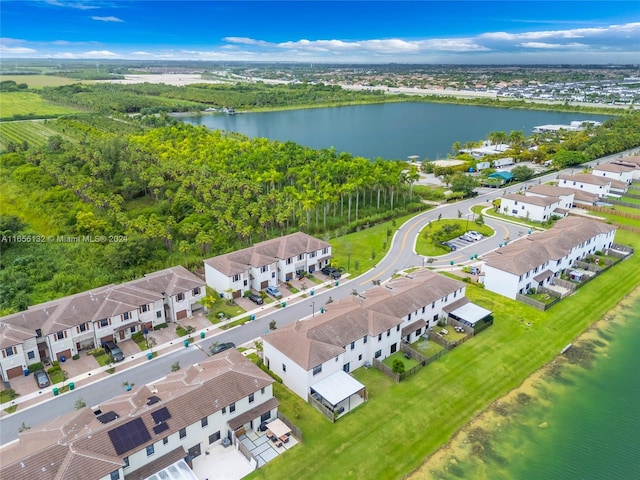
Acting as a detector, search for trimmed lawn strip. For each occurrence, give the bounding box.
[248,230,640,480]
[330,214,417,277]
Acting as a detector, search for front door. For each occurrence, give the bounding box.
[119,330,125,341]
[188,443,201,458]
[390,343,397,354]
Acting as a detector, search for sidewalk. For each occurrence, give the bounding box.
[0,277,344,416]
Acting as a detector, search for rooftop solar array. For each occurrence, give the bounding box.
[97,411,119,424]
[151,407,171,424]
[146,395,161,406]
[153,422,169,435]
[108,418,151,455]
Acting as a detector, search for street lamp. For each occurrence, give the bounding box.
[310,301,315,317]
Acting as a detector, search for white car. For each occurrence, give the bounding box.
[466,231,483,241]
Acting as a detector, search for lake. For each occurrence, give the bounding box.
[181,102,611,160]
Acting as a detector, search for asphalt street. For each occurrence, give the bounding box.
[1,147,638,445]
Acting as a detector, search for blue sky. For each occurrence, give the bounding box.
[1,1,639,63]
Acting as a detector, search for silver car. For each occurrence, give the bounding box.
[34,370,50,388]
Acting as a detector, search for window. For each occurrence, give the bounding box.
[177,293,185,302]
[396,325,400,332]
[233,274,240,282]
[261,387,265,394]
[363,335,367,344]
[123,312,130,321]
[286,258,292,265]
[313,364,322,376]
[299,254,304,260]
[378,333,382,342]
[209,431,221,444]
[261,265,268,273]
[146,445,155,456]
[163,437,169,445]
[408,313,412,321]
[179,428,187,439]
[422,306,425,313]
[343,363,350,373]
[244,280,248,286]
[193,287,201,296]
[310,251,316,258]
[27,351,35,360]
[140,304,149,313]
[123,457,129,468]
[453,291,457,298]
[100,319,109,327]
[249,393,254,404]
[386,329,390,337]
[130,327,136,333]
[261,411,272,422]
[36,328,42,338]
[5,347,14,357]
[79,323,87,332]
[431,302,435,309]
[229,403,236,413]
[156,311,162,318]
[350,342,355,350]
[282,363,286,372]
[55,331,65,341]
[222,406,226,414]
[201,416,208,428]
[416,328,422,336]
[110,471,120,480]
[322,248,328,254]
[375,350,382,359]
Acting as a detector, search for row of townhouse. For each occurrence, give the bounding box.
[204,232,332,299]
[482,216,617,300]
[0,349,278,480]
[607,154,640,180]
[558,172,629,197]
[0,266,205,381]
[263,270,491,414]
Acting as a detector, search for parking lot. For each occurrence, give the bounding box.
[443,231,486,252]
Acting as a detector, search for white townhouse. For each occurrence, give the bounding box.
[0,266,205,379]
[500,193,569,222]
[525,184,576,209]
[0,349,278,480]
[482,217,617,300]
[204,232,332,299]
[612,155,640,180]
[592,163,635,185]
[558,173,611,197]
[263,271,476,408]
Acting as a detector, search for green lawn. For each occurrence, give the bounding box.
[330,213,418,276]
[0,75,87,89]
[382,351,420,371]
[248,229,640,480]
[0,91,81,119]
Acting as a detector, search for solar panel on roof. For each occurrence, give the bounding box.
[146,395,161,406]
[97,411,119,424]
[153,422,169,435]
[108,418,151,455]
[151,406,171,424]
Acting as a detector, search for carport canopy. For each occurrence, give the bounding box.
[310,371,365,407]
[448,302,492,327]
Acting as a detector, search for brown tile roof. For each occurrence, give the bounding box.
[559,173,611,186]
[503,193,559,207]
[593,163,635,173]
[483,216,616,275]
[608,178,628,190]
[124,447,186,480]
[204,232,331,276]
[264,271,464,370]
[228,397,280,431]
[0,322,35,349]
[0,350,273,480]
[526,184,577,198]
[0,266,202,336]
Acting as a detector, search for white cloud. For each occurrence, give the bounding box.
[46,0,100,10]
[82,50,119,57]
[0,45,38,54]
[519,42,588,49]
[91,16,123,23]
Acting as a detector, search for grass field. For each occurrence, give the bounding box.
[0,120,67,149]
[0,75,85,89]
[247,229,640,480]
[415,219,493,257]
[0,91,81,119]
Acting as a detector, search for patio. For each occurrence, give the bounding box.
[237,425,299,468]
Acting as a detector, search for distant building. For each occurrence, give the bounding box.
[532,120,601,133]
[558,173,611,197]
[591,163,635,185]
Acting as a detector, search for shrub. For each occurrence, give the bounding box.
[153,323,168,330]
[28,362,44,373]
[72,354,80,361]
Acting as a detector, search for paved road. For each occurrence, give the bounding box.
[1,148,638,445]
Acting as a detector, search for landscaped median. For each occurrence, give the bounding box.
[247,229,640,480]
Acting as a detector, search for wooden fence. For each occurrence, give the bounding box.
[235,438,258,467]
[516,291,562,311]
[605,198,640,210]
[577,204,640,220]
[308,392,337,423]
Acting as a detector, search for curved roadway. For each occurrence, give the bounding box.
[1,148,638,444]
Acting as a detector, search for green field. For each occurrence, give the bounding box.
[0,121,67,149]
[0,91,81,119]
[249,229,640,480]
[0,75,85,89]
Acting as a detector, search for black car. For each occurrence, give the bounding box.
[321,266,341,279]
[211,342,236,354]
[33,369,50,388]
[441,241,457,251]
[247,292,263,305]
[102,341,124,362]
